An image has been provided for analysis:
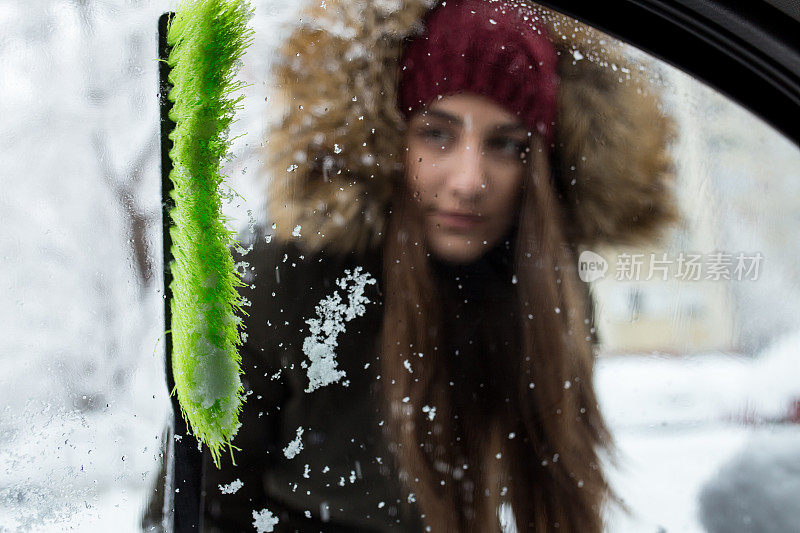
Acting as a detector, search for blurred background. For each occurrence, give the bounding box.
[0,0,798,531]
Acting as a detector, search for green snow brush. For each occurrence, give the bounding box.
[164,0,254,467]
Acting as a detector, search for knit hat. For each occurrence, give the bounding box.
[398,0,559,140]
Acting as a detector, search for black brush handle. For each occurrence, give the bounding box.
[158,11,205,532]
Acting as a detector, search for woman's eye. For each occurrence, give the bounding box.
[417,127,454,146]
[486,137,528,158]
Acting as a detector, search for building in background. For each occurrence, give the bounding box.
[592,62,800,356]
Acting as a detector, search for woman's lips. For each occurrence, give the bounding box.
[434,210,482,231]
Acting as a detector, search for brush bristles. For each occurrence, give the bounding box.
[166,0,254,467]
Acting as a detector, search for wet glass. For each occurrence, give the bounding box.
[0,0,174,530]
[1,1,798,532]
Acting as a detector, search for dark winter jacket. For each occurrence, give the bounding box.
[202,229,537,532]
[202,236,419,532]
[144,230,531,532]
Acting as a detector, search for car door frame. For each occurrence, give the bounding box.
[537,0,800,146]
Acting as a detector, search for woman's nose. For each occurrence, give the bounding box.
[448,140,485,202]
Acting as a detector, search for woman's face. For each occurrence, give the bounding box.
[404,93,529,264]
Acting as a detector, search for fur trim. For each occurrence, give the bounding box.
[265,0,678,253]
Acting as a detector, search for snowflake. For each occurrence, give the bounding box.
[302,267,376,392]
[219,478,244,494]
[283,426,304,459]
[252,508,279,532]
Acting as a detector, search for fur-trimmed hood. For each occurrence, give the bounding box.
[266,0,677,253]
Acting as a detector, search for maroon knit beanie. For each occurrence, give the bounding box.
[398,0,559,140]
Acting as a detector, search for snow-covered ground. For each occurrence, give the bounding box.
[2,343,798,532]
[598,334,800,532]
[0,353,169,532]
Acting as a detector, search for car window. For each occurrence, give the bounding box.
[1,1,798,532]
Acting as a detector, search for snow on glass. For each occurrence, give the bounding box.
[252,508,279,532]
[283,426,304,459]
[219,478,244,494]
[301,267,376,392]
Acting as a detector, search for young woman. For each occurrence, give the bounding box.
[146,1,676,531]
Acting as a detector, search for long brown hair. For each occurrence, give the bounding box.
[381,135,612,532]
